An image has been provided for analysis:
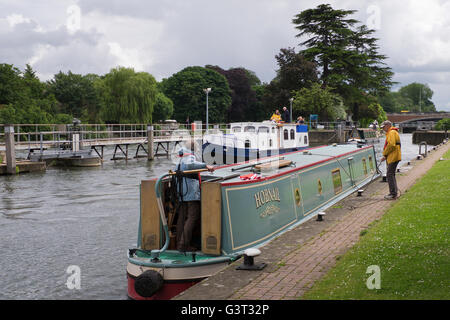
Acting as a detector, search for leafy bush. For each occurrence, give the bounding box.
[435,118,450,131]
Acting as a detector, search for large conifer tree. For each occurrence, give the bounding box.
[293,4,394,120]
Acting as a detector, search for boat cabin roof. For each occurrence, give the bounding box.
[200,144,373,186]
[229,121,297,133]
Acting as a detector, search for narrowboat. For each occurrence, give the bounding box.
[127,143,380,300]
[202,121,309,165]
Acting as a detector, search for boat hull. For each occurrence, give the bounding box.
[126,256,232,300]
[127,273,198,300]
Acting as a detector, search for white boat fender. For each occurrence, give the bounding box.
[236,248,266,271]
[134,270,164,298]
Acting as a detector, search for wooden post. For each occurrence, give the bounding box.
[5,125,17,175]
[147,125,154,161]
[337,124,345,144]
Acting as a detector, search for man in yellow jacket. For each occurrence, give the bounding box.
[380,120,401,199]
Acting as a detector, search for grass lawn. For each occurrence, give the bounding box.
[302,149,450,300]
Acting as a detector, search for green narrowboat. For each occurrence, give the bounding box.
[127,143,380,300]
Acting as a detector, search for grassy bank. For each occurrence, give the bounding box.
[303,150,450,300]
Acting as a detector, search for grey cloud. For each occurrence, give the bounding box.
[0,17,113,79]
[77,0,173,20]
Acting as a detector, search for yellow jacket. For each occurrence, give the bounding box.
[382,127,401,164]
[270,113,281,122]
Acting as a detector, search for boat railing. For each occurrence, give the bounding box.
[305,121,359,130]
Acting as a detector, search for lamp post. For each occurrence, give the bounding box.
[204,88,211,130]
[289,97,294,123]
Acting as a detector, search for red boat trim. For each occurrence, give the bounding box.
[221,145,373,187]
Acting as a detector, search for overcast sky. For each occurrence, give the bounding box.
[1,0,449,111]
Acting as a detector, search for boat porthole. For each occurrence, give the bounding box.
[294,188,301,207]
[318,179,323,195]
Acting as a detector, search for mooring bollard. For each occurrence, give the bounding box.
[316,211,326,221]
[5,125,17,175]
[418,141,427,159]
[147,125,154,161]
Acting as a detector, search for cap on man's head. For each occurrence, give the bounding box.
[381,120,392,127]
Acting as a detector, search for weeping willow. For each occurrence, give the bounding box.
[101,67,157,123]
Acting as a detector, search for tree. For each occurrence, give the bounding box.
[378,91,414,113]
[0,63,24,105]
[358,102,387,128]
[435,118,450,131]
[399,82,435,112]
[48,71,101,120]
[160,66,231,123]
[23,64,46,99]
[0,63,63,125]
[152,92,174,122]
[98,67,158,123]
[293,4,394,120]
[263,48,318,114]
[206,65,259,122]
[291,82,345,121]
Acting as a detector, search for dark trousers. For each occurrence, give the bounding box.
[386,161,400,196]
[176,201,200,251]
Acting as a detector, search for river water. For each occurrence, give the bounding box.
[0,134,421,299]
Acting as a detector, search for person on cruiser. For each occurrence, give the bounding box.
[282,106,290,122]
[175,141,214,251]
[380,120,401,200]
[270,109,281,122]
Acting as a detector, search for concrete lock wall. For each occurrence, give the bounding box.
[412,131,448,146]
[309,130,348,144]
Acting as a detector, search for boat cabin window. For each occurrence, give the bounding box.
[245,139,251,148]
[258,126,269,133]
[369,156,374,171]
[244,126,256,132]
[284,129,289,140]
[290,129,295,140]
[269,139,273,147]
[232,126,241,133]
[362,158,368,176]
[304,136,308,144]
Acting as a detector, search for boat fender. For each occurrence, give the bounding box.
[134,270,164,298]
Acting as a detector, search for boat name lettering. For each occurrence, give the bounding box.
[254,188,281,209]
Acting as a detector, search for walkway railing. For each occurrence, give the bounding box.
[0,121,361,150]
